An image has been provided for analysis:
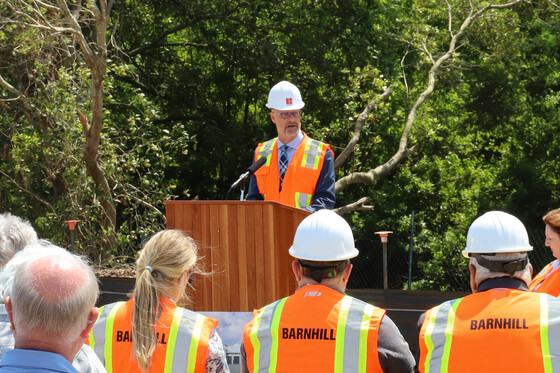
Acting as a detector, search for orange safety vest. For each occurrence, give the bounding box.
[243,284,386,372]
[253,134,332,209]
[530,261,560,296]
[87,297,217,373]
[418,289,560,373]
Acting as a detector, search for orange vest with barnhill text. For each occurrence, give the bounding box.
[530,261,560,297]
[418,289,560,373]
[87,297,217,373]
[243,284,386,372]
[253,134,332,209]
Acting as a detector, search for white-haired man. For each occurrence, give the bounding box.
[417,211,560,372]
[0,243,100,372]
[0,213,106,373]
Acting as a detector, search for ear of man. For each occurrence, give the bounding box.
[291,260,302,282]
[5,296,14,333]
[469,264,478,293]
[79,307,99,339]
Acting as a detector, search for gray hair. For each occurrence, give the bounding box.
[9,243,99,337]
[470,252,532,286]
[0,213,38,269]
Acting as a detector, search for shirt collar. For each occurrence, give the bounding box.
[278,131,304,150]
[477,276,529,292]
[0,349,78,372]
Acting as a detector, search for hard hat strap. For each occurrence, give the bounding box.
[298,260,348,283]
[473,254,528,276]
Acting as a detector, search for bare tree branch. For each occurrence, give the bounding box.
[0,170,57,215]
[0,74,24,98]
[334,86,392,170]
[334,197,373,215]
[335,0,525,196]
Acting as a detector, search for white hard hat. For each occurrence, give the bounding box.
[289,210,359,261]
[462,211,533,258]
[266,81,305,110]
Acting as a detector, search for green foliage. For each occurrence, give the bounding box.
[1,0,560,289]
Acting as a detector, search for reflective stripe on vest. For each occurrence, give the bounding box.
[89,301,123,373]
[540,293,560,372]
[249,295,378,372]
[257,138,323,172]
[249,297,287,372]
[294,192,312,209]
[256,139,277,166]
[89,300,211,373]
[335,296,377,372]
[300,139,324,170]
[421,298,462,373]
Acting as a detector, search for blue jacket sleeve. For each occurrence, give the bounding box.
[246,173,264,201]
[307,148,335,211]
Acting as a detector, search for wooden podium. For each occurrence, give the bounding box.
[164,200,311,312]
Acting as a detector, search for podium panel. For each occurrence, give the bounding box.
[164,200,310,312]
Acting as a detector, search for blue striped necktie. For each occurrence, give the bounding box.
[279,145,289,189]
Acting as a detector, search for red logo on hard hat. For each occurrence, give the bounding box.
[286,98,293,105]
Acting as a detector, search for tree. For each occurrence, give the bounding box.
[1,0,116,243]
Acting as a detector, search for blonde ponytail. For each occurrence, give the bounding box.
[131,230,199,371]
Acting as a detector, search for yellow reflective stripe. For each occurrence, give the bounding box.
[422,307,439,373]
[250,311,264,372]
[358,304,375,372]
[301,152,310,168]
[440,299,461,373]
[334,296,353,372]
[295,193,312,209]
[257,139,277,166]
[187,314,205,373]
[313,143,323,169]
[104,303,124,373]
[163,307,184,373]
[300,139,323,170]
[268,298,287,372]
[541,293,552,373]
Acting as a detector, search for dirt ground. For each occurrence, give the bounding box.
[95,265,136,278]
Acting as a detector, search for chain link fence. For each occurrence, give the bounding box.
[349,227,549,291]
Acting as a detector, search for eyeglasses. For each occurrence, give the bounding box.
[273,110,302,119]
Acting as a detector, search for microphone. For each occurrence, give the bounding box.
[230,156,267,189]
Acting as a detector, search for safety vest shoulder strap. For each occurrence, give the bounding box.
[299,138,327,170]
[530,262,560,296]
[88,301,126,372]
[166,307,217,373]
[247,297,288,372]
[419,298,463,373]
[335,295,385,372]
[255,138,278,165]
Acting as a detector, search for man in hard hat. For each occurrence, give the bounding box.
[417,211,560,373]
[241,209,415,372]
[246,81,335,211]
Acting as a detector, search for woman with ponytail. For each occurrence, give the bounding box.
[88,230,229,373]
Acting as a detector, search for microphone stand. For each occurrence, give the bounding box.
[239,183,246,201]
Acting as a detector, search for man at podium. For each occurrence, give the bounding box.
[247,81,335,212]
